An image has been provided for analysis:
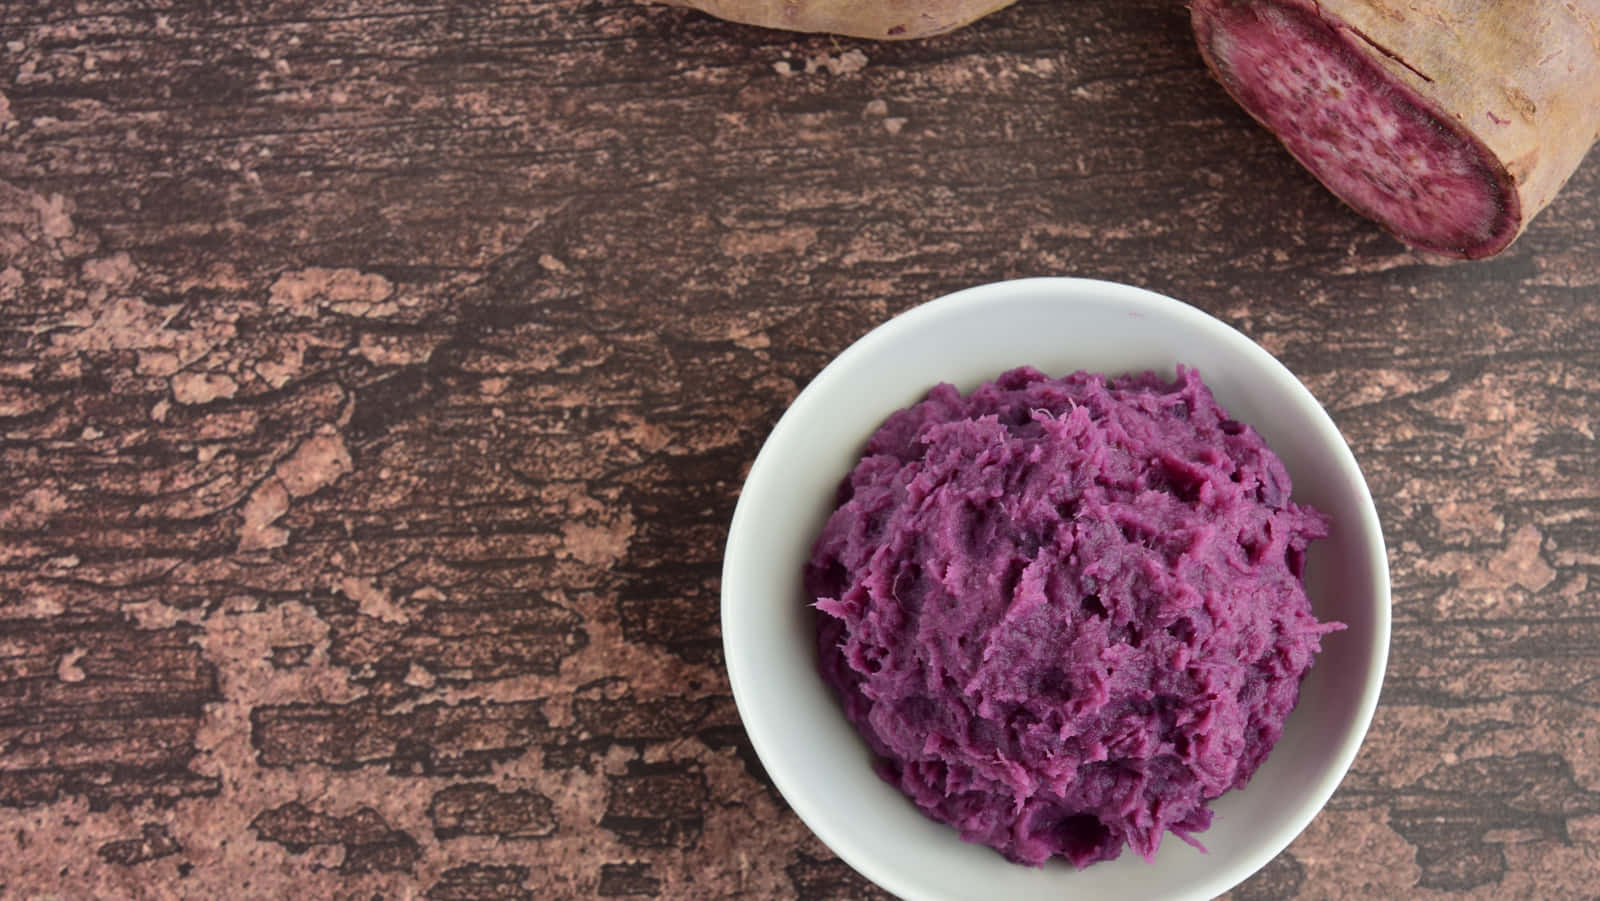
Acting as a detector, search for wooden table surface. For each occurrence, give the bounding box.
[3,1,1598,898]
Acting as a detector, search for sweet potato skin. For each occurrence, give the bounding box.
[1194,0,1600,258]
[657,0,1019,40]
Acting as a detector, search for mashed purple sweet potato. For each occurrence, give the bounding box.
[805,365,1341,868]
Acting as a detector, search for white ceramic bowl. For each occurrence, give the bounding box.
[722,277,1389,901]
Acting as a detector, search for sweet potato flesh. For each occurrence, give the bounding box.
[1200,0,1519,257]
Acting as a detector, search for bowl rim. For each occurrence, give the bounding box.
[722,276,1390,901]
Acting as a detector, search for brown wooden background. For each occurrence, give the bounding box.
[2,0,1598,898]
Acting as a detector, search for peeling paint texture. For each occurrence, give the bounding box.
[2,1,1599,898]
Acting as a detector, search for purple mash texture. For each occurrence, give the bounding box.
[805,365,1342,868]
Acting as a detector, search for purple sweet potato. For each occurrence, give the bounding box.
[1193,0,1600,258]
[658,0,1019,39]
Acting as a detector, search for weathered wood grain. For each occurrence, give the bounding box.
[1,0,1597,897]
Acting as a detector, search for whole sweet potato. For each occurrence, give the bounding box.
[1193,0,1600,258]
[658,0,1019,39]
